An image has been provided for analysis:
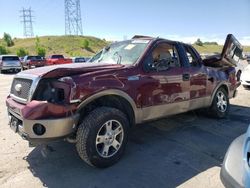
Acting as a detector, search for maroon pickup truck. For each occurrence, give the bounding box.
[45,54,72,65]
[21,55,46,70]
[6,34,243,168]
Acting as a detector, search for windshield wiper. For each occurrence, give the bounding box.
[113,51,122,64]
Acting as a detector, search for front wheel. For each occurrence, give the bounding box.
[210,88,229,118]
[76,107,129,168]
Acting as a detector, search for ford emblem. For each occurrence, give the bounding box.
[15,84,22,92]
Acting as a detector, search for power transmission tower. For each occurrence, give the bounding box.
[65,0,83,35]
[20,8,34,37]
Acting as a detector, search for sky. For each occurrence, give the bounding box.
[0,0,249,45]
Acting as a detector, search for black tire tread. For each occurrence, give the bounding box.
[210,87,229,118]
[76,107,128,167]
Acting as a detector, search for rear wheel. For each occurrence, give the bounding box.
[76,107,129,168]
[210,88,229,118]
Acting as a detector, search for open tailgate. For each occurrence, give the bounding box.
[203,34,243,67]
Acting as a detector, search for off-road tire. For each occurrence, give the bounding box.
[210,88,229,118]
[76,107,129,168]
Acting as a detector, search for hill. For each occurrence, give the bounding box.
[0,35,108,57]
[0,35,249,57]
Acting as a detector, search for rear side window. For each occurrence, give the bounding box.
[184,45,201,67]
[2,56,19,61]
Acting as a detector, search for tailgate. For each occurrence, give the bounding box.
[203,34,243,67]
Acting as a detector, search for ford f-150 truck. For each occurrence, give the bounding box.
[45,54,72,65]
[6,34,243,168]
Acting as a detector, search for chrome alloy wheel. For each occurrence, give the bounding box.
[95,120,124,158]
[216,91,227,113]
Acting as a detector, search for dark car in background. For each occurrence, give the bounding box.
[21,55,46,70]
[0,55,22,73]
[72,57,87,63]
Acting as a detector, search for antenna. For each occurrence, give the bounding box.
[65,0,83,35]
[20,8,34,37]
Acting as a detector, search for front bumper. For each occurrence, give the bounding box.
[220,135,245,188]
[8,108,79,140]
[6,97,80,144]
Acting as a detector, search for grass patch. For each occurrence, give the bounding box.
[0,35,249,56]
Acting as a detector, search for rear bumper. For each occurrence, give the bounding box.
[220,135,245,188]
[2,66,22,70]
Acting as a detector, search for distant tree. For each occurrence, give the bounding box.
[37,47,46,57]
[0,46,8,55]
[35,36,46,57]
[195,38,203,46]
[35,36,40,49]
[82,39,89,49]
[3,32,14,47]
[16,48,29,57]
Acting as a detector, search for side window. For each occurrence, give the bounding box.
[184,46,200,67]
[146,43,180,71]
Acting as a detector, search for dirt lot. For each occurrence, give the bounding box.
[0,73,249,188]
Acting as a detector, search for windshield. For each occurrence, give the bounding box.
[2,56,19,61]
[90,40,150,65]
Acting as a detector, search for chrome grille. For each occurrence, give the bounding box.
[10,78,33,102]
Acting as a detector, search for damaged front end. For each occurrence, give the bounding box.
[6,73,81,145]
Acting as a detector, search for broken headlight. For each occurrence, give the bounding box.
[33,77,79,104]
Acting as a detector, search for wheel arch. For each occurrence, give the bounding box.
[210,82,229,105]
[76,89,139,126]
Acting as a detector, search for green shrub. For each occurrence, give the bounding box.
[3,32,14,47]
[16,48,29,57]
[0,46,8,55]
[194,38,203,46]
[37,47,46,57]
[82,39,89,49]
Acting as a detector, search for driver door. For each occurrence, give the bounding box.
[140,42,190,121]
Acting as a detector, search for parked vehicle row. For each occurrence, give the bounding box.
[0,54,91,73]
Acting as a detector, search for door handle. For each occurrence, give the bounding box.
[208,77,214,82]
[183,73,190,81]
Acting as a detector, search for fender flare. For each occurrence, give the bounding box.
[76,89,142,123]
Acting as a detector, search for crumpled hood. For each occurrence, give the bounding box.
[20,62,124,78]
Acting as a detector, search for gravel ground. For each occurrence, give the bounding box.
[0,73,249,188]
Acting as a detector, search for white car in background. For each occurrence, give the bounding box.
[241,64,250,89]
[0,55,22,73]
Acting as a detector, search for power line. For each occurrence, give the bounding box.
[65,0,83,35]
[20,8,34,38]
